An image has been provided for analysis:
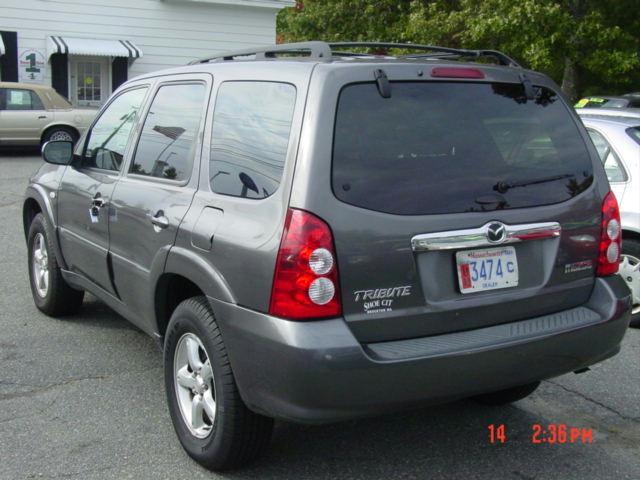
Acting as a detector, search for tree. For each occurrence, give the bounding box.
[277,0,412,44]
[277,0,640,99]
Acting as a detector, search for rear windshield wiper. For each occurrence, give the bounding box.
[493,173,574,194]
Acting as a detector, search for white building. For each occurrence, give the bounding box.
[0,0,293,106]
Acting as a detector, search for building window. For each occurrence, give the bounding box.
[76,61,102,104]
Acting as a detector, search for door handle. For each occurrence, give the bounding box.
[149,211,170,230]
[38,115,47,119]
[91,197,107,208]
[89,195,106,223]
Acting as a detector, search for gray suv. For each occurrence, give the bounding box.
[23,42,632,470]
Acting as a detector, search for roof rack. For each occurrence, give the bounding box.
[189,41,521,68]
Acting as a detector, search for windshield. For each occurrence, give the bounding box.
[575,97,628,109]
[332,81,593,215]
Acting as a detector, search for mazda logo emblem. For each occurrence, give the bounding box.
[486,222,507,243]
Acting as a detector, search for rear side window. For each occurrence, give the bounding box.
[0,88,44,110]
[209,81,296,199]
[587,129,627,183]
[130,83,206,182]
[332,82,593,215]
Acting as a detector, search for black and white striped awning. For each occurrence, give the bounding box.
[47,36,142,59]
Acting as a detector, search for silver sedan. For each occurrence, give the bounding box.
[579,112,640,326]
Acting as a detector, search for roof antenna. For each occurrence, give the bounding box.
[374,69,391,98]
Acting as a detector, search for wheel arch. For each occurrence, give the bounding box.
[622,228,640,243]
[40,123,80,144]
[23,196,42,241]
[154,247,235,338]
[23,186,68,270]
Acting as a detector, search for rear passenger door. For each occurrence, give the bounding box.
[108,75,211,324]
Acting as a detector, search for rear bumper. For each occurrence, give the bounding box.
[210,276,631,424]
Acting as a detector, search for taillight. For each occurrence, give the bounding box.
[269,208,341,320]
[596,191,622,276]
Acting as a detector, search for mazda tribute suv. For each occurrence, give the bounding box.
[23,42,632,470]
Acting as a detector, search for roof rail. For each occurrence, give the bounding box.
[328,42,521,67]
[189,41,521,68]
[189,41,332,64]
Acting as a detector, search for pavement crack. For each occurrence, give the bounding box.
[0,366,161,401]
[547,380,640,423]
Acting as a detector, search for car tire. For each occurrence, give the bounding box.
[620,237,640,328]
[42,126,78,145]
[473,381,540,406]
[164,296,273,471]
[27,213,84,316]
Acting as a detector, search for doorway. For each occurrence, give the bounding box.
[69,56,110,107]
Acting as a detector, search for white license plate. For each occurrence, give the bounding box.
[456,246,519,294]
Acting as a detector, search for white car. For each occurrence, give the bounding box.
[0,81,97,146]
[579,112,640,326]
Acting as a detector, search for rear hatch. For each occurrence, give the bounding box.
[299,63,603,343]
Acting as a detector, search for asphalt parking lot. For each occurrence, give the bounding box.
[0,152,639,480]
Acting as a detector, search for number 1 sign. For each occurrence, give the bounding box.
[18,49,45,84]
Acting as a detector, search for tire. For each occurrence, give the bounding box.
[620,237,640,328]
[27,213,84,316]
[42,126,78,145]
[164,296,273,471]
[473,381,540,406]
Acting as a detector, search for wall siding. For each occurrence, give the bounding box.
[0,0,287,95]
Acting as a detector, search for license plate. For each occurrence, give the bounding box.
[456,246,518,294]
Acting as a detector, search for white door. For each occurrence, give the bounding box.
[69,56,110,107]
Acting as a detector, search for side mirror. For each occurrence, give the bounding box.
[42,141,73,165]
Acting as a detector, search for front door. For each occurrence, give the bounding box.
[70,56,110,107]
[108,78,210,323]
[57,86,148,294]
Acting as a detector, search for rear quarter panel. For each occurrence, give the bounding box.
[169,62,315,313]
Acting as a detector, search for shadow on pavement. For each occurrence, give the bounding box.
[0,147,41,157]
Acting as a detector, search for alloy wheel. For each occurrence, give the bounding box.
[173,333,217,438]
[32,233,49,298]
[619,254,640,315]
[49,130,73,142]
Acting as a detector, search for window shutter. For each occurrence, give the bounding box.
[51,53,69,99]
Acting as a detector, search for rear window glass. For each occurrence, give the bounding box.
[627,127,640,146]
[332,82,593,215]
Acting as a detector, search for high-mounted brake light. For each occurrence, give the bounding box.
[431,67,485,79]
[269,209,341,320]
[596,191,621,276]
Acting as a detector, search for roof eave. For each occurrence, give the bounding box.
[161,0,295,10]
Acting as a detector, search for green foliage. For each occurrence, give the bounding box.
[277,0,640,99]
[277,1,412,43]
